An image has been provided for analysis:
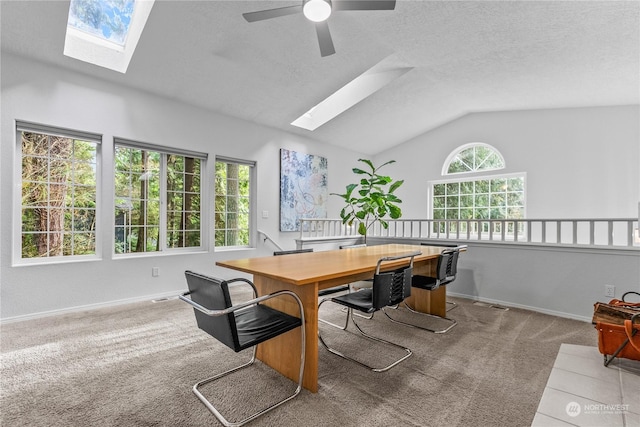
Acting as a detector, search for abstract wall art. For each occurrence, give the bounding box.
[280,149,328,231]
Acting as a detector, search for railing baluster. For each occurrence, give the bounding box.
[608,221,614,246]
[295,217,637,248]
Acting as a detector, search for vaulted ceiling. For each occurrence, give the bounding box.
[2,1,639,155]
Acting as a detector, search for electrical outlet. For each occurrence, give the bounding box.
[604,284,615,298]
[152,267,159,277]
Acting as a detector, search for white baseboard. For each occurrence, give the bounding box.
[3,289,592,325]
[0,289,186,324]
[447,292,593,323]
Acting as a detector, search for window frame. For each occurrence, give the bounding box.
[14,121,102,266]
[428,172,527,221]
[113,138,207,257]
[214,156,256,250]
[442,142,506,176]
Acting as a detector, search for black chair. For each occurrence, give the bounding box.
[318,252,420,372]
[420,243,466,311]
[273,248,313,256]
[180,271,305,427]
[384,247,463,334]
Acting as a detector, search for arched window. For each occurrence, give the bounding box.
[443,143,505,175]
[431,143,525,223]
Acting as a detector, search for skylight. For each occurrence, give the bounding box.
[64,0,155,73]
[291,58,414,131]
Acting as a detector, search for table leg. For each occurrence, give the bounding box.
[253,275,319,393]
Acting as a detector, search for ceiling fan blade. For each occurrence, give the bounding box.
[332,0,396,11]
[315,21,336,57]
[242,5,302,22]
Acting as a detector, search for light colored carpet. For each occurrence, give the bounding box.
[1,290,597,427]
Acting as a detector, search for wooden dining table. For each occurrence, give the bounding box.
[216,243,446,392]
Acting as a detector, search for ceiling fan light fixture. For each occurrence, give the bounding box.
[303,0,332,22]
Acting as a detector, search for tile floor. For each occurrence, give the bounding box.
[532,344,640,427]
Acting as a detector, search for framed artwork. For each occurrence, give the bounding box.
[280,149,328,231]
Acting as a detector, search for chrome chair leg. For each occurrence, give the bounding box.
[383,302,457,334]
[446,300,458,311]
[318,300,412,372]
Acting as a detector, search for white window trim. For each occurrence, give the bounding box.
[442,142,506,176]
[13,121,102,266]
[64,0,155,73]
[113,138,208,257]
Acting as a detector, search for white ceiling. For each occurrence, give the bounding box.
[2,0,639,155]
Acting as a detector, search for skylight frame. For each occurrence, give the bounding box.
[64,0,155,73]
[291,58,413,131]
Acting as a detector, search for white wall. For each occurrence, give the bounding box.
[0,53,366,320]
[3,53,639,322]
[375,106,640,219]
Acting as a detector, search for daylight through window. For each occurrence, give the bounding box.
[215,158,254,248]
[432,143,525,235]
[18,123,100,261]
[114,140,204,254]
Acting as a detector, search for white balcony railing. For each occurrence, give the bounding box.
[298,218,640,248]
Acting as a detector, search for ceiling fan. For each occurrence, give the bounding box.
[242,0,396,57]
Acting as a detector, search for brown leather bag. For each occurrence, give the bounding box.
[595,313,640,361]
[609,291,640,308]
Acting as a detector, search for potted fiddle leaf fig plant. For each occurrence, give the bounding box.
[332,159,403,243]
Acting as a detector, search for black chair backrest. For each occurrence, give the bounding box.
[184,270,240,351]
[273,248,313,256]
[371,254,416,310]
[435,249,457,284]
[339,244,366,249]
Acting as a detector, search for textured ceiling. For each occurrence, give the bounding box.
[1,0,639,155]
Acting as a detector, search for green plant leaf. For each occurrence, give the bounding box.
[375,159,396,169]
[389,179,404,193]
[345,183,357,198]
[389,204,402,219]
[358,158,375,170]
[358,222,367,235]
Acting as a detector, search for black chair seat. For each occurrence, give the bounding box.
[236,305,302,351]
[331,289,375,313]
[318,285,350,296]
[411,275,439,291]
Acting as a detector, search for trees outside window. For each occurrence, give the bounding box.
[432,143,525,234]
[114,141,203,254]
[215,158,253,248]
[19,125,99,261]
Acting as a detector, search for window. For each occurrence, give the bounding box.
[443,143,505,175]
[432,143,525,223]
[17,122,100,262]
[64,0,155,73]
[432,174,525,221]
[215,157,254,248]
[114,139,205,254]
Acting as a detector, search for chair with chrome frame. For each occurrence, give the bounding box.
[318,252,419,372]
[384,247,463,334]
[419,243,465,311]
[180,270,305,427]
